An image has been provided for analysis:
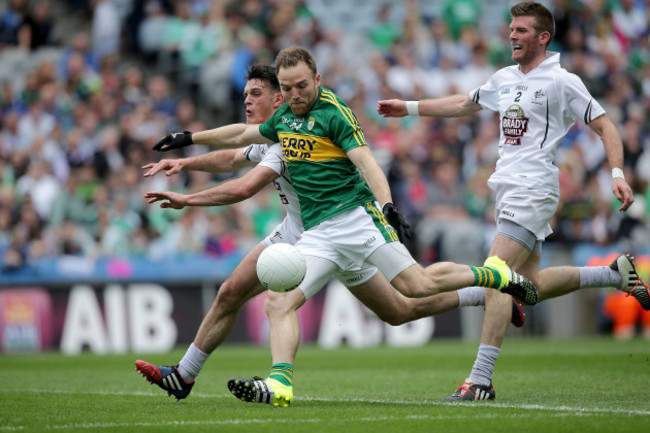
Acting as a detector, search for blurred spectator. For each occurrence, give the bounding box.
[611,0,647,50]
[178,2,230,93]
[204,212,237,257]
[15,158,60,220]
[228,29,270,122]
[92,0,121,61]
[16,96,56,149]
[441,0,481,41]
[385,44,427,100]
[0,0,28,48]
[1,110,21,155]
[157,1,192,78]
[147,75,176,118]
[121,65,145,107]
[137,0,169,60]
[100,193,142,256]
[58,31,99,79]
[149,206,207,258]
[453,42,496,94]
[368,4,401,54]
[20,0,59,51]
[93,125,124,178]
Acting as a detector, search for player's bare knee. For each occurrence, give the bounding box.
[215,280,247,313]
[263,292,296,318]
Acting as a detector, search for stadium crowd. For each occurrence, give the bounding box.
[0,0,648,299]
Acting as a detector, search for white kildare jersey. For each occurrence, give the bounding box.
[470,52,605,196]
[243,143,303,232]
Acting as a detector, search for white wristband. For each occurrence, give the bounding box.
[612,167,625,179]
[405,101,419,116]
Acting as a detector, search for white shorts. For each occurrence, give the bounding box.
[295,205,415,299]
[298,256,380,299]
[261,217,302,247]
[494,185,559,241]
[260,216,379,296]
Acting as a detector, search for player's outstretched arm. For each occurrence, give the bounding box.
[192,124,270,149]
[142,149,254,177]
[153,124,271,152]
[144,165,279,209]
[588,114,634,212]
[377,95,481,118]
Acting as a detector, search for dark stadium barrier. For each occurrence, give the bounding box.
[0,277,462,355]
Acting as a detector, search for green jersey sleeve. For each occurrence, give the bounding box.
[259,110,281,143]
[320,89,368,153]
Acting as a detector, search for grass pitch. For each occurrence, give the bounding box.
[0,338,648,432]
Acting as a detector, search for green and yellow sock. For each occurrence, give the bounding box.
[470,265,502,289]
[268,363,294,387]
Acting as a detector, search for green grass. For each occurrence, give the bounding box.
[1,338,649,432]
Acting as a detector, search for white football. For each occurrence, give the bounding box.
[256,243,306,292]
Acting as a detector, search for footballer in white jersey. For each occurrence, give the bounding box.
[469,52,605,239]
[244,143,303,245]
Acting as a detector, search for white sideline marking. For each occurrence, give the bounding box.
[0,412,627,431]
[7,388,650,417]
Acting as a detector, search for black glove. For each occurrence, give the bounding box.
[152,131,193,151]
[382,202,413,243]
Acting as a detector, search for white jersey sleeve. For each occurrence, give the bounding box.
[469,69,509,112]
[243,143,286,177]
[557,72,605,124]
[246,143,304,233]
[243,143,269,164]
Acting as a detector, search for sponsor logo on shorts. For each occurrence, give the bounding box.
[363,236,376,247]
[346,274,363,283]
[501,210,515,218]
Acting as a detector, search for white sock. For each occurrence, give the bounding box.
[457,286,486,307]
[468,344,500,386]
[177,343,209,382]
[578,266,621,289]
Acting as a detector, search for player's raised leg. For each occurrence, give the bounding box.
[136,244,266,399]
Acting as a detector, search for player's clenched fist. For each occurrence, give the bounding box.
[152,131,193,151]
[377,99,408,117]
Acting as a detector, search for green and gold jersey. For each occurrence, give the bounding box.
[259,87,375,230]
